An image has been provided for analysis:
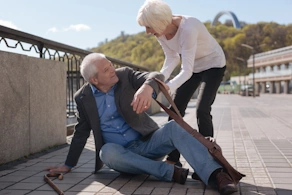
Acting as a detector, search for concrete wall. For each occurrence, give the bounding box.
[0,51,67,165]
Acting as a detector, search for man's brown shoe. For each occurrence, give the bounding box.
[216,172,237,195]
[173,166,189,184]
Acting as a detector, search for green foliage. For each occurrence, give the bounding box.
[90,22,292,80]
[92,32,164,71]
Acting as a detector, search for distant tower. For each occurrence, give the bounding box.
[121,31,125,39]
[211,11,241,29]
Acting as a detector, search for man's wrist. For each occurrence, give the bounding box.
[64,164,73,169]
[142,83,154,94]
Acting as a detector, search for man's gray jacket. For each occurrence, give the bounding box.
[65,67,165,173]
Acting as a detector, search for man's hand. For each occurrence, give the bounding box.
[131,84,153,114]
[45,165,71,174]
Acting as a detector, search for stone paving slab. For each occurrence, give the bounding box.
[1,94,292,195]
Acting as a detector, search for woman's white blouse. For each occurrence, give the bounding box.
[157,15,226,94]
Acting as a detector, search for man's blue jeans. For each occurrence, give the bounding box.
[99,120,222,185]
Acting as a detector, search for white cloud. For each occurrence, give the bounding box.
[0,20,18,30]
[48,24,91,33]
[48,27,58,33]
[65,24,91,32]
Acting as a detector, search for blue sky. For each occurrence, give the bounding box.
[0,0,291,51]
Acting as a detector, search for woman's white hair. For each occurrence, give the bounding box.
[137,0,172,34]
[80,53,106,82]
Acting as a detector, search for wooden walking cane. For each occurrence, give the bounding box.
[44,173,65,195]
[154,78,245,185]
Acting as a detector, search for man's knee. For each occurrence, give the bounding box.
[166,120,184,134]
[100,143,123,164]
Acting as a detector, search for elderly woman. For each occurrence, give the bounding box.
[137,0,226,168]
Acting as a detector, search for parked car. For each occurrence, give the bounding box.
[218,80,239,94]
[239,85,259,96]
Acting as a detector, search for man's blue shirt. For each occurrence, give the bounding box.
[90,84,141,147]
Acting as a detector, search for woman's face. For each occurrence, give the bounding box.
[145,26,162,37]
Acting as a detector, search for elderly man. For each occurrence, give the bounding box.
[47,53,237,195]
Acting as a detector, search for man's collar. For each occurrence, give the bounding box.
[90,84,116,95]
[90,84,99,94]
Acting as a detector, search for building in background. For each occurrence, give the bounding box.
[247,45,292,94]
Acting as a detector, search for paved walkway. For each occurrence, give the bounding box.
[1,94,292,195]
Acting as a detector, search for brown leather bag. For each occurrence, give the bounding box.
[154,78,245,184]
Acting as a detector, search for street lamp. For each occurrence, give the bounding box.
[236,57,248,96]
[241,44,255,97]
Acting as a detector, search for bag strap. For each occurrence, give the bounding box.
[154,79,245,184]
[153,78,215,149]
[154,78,182,119]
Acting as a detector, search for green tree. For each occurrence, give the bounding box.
[91,21,292,79]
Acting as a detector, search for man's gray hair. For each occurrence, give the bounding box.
[137,0,172,34]
[80,53,106,82]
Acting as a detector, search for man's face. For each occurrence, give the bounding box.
[92,58,119,90]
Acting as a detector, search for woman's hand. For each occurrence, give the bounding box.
[131,84,153,114]
[205,136,215,143]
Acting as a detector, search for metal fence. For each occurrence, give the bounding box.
[0,25,148,117]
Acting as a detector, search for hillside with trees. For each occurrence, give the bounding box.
[91,21,292,80]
